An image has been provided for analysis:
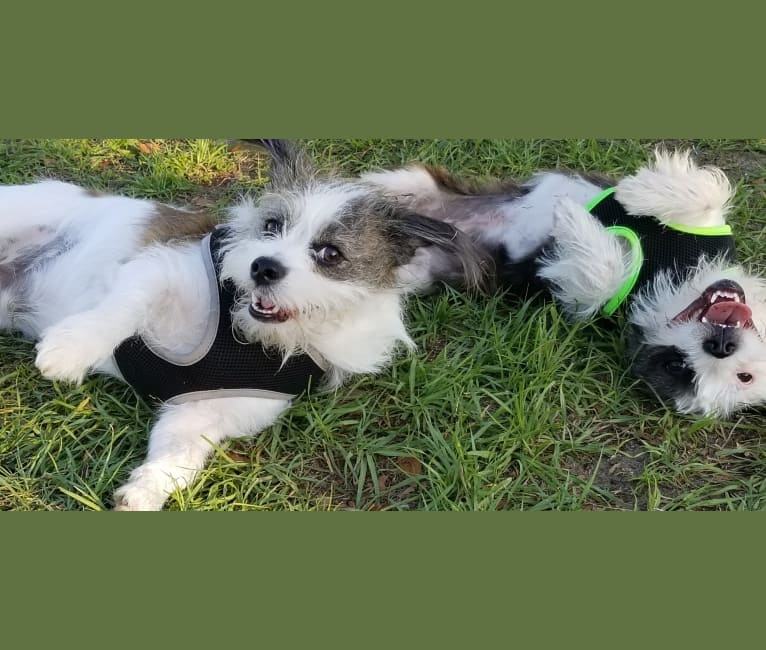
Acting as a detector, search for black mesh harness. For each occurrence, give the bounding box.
[587,188,736,315]
[113,227,326,405]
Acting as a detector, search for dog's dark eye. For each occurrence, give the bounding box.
[737,372,754,384]
[314,245,343,266]
[664,359,688,376]
[262,219,282,237]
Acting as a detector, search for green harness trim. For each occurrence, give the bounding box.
[600,226,644,316]
[584,188,734,317]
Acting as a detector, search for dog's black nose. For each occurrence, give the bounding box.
[250,257,286,286]
[702,327,738,359]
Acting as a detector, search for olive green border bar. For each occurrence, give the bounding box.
[2,514,764,648]
[0,2,763,137]
[2,3,765,648]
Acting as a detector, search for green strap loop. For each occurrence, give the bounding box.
[600,227,644,316]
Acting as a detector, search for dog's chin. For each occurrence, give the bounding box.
[671,279,754,331]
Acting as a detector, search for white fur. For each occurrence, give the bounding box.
[537,197,634,319]
[615,149,733,227]
[362,166,439,198]
[113,396,288,511]
[496,174,601,261]
[0,179,426,510]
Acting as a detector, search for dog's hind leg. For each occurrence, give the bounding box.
[615,149,733,228]
[0,181,95,239]
[537,198,634,319]
[113,396,290,511]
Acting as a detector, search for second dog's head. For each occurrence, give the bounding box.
[219,140,489,383]
[628,261,766,417]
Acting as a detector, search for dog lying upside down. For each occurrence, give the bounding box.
[364,149,766,417]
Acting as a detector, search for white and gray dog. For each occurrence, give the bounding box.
[364,149,766,418]
[0,139,487,511]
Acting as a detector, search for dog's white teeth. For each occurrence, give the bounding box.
[712,291,741,303]
[250,292,280,314]
[701,316,709,324]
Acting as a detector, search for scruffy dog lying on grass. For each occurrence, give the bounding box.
[365,149,766,417]
[0,139,487,510]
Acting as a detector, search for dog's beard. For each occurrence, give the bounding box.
[228,280,375,354]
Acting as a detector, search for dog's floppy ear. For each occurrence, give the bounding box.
[388,208,494,293]
[235,139,316,189]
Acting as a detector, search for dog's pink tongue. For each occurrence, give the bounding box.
[259,297,276,310]
[705,301,752,326]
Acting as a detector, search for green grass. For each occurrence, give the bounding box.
[1,138,765,511]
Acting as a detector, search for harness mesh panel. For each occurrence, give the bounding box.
[589,193,736,293]
[113,228,325,404]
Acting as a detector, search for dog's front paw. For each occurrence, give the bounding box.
[113,483,168,512]
[113,463,178,511]
[35,319,113,384]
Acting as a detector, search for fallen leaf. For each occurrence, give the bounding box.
[136,141,158,155]
[225,452,250,464]
[398,457,422,475]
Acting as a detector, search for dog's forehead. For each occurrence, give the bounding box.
[288,183,372,236]
[318,196,391,237]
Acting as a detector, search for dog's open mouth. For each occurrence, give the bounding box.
[672,280,754,329]
[248,293,291,323]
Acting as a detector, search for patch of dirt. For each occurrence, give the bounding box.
[567,439,649,510]
[652,140,766,182]
[424,334,448,362]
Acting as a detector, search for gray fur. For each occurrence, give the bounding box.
[238,139,320,190]
[311,195,488,289]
